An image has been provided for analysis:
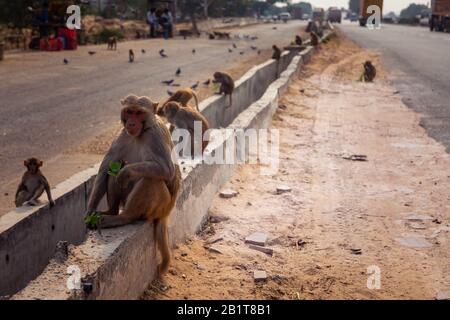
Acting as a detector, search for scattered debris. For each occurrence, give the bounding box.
[278,104,287,110]
[180,252,188,257]
[249,244,273,256]
[404,213,433,221]
[253,270,268,282]
[436,291,450,300]
[205,246,223,254]
[245,232,268,246]
[432,219,442,224]
[276,185,292,194]
[169,269,178,276]
[342,154,368,162]
[350,248,362,255]
[297,239,307,249]
[209,214,230,223]
[219,189,238,199]
[54,241,69,263]
[206,236,224,245]
[395,236,433,248]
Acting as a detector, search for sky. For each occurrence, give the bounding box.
[290,0,430,14]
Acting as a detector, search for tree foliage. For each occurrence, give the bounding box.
[399,3,429,19]
[348,0,359,13]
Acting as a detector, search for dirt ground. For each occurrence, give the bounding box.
[143,34,450,300]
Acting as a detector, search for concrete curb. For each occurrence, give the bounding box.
[6,31,333,299]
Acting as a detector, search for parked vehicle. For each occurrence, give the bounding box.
[289,7,303,20]
[280,12,291,23]
[359,0,383,27]
[312,8,325,22]
[350,12,358,22]
[327,7,342,23]
[430,0,450,32]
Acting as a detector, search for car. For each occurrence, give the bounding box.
[350,12,358,22]
[279,12,291,22]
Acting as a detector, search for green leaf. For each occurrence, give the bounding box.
[108,160,124,177]
[84,212,102,229]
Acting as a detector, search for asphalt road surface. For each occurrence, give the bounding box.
[340,22,450,152]
[0,21,305,189]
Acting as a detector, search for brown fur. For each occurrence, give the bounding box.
[363,61,376,82]
[15,158,54,208]
[86,95,181,275]
[158,88,199,113]
[158,101,210,157]
[129,49,134,63]
[107,36,117,50]
[310,32,319,46]
[272,45,282,60]
[212,71,235,107]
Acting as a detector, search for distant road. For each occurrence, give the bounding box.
[0,21,304,184]
[340,22,450,152]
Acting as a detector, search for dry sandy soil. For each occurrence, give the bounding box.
[143,34,450,300]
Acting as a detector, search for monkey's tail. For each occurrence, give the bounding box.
[193,91,200,112]
[154,217,171,275]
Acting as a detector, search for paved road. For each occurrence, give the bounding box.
[340,22,450,152]
[0,21,305,184]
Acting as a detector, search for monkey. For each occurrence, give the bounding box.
[107,36,117,50]
[129,49,134,63]
[295,35,303,46]
[15,158,55,208]
[85,95,181,275]
[212,71,235,108]
[272,45,282,61]
[310,32,319,47]
[363,61,377,82]
[158,102,210,157]
[158,88,199,113]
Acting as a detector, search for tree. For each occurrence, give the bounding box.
[0,0,34,28]
[400,3,428,19]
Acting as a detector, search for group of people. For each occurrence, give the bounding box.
[147,8,174,39]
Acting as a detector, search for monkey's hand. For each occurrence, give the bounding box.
[116,168,132,189]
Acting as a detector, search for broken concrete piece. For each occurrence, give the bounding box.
[395,236,432,248]
[276,185,292,194]
[206,236,224,245]
[219,189,238,199]
[436,291,450,300]
[404,213,433,221]
[253,270,267,282]
[245,232,268,246]
[206,246,223,254]
[249,244,273,256]
[209,214,230,223]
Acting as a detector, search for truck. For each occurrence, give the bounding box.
[359,0,383,27]
[327,7,342,23]
[429,0,450,32]
[289,6,304,20]
[312,8,325,22]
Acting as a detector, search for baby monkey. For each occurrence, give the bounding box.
[15,158,54,208]
[363,61,376,82]
[107,36,117,50]
[310,32,319,46]
[158,101,210,157]
[129,49,135,63]
[272,45,282,60]
[212,71,235,108]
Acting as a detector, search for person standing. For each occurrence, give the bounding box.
[147,8,157,38]
[160,9,171,40]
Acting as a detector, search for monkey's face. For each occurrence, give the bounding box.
[121,106,148,137]
[24,158,42,174]
[364,61,372,68]
[161,102,180,120]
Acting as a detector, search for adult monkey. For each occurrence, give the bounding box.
[85,95,181,275]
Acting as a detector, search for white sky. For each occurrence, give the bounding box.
[289,0,431,14]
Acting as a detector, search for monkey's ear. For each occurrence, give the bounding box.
[38,161,43,167]
[152,102,159,114]
[24,160,29,167]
